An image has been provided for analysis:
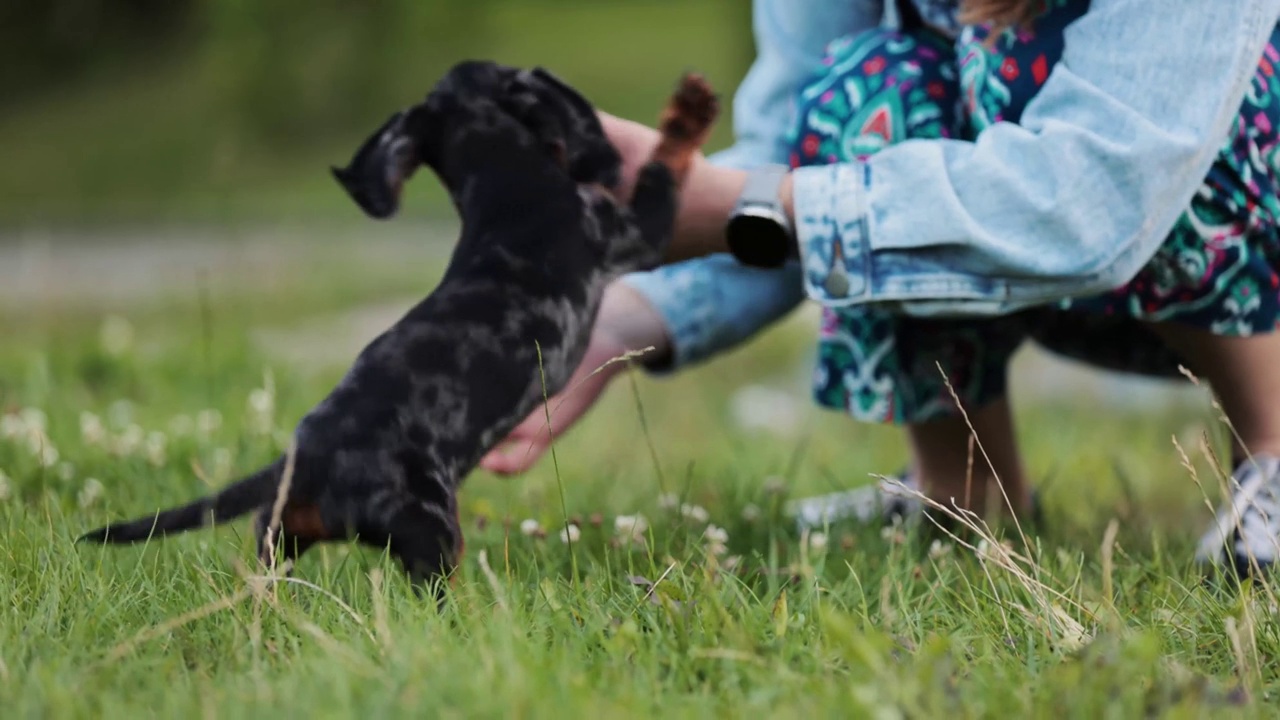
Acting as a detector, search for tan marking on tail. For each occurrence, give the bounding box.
[281,503,331,541]
[648,73,720,184]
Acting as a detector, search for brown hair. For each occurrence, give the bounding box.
[958,0,1043,33]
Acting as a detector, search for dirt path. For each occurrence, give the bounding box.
[0,225,1208,410]
[0,223,456,308]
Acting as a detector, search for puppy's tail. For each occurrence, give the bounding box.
[649,72,720,187]
[77,460,283,545]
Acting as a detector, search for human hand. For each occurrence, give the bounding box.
[597,110,788,263]
[597,112,663,202]
[479,281,671,475]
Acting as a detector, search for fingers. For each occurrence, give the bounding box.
[479,441,546,475]
[478,378,605,475]
[479,342,627,475]
[480,282,670,477]
[597,111,660,202]
[479,414,551,475]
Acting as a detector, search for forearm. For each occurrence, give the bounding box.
[663,158,795,264]
[601,0,883,372]
[667,0,1280,318]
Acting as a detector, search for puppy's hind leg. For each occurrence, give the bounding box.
[253,503,328,574]
[363,500,463,606]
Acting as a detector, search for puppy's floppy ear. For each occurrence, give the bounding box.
[499,71,572,171]
[530,67,597,121]
[528,67,622,189]
[331,110,420,220]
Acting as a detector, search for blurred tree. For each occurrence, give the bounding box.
[0,0,199,109]
[733,0,756,76]
[203,0,492,149]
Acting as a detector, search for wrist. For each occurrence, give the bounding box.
[779,171,795,226]
[661,157,799,267]
[596,281,673,371]
[722,164,797,268]
[667,157,749,262]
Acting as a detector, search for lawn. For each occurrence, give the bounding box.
[0,228,1275,717]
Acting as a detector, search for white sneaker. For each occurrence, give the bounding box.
[787,471,1045,534]
[787,471,923,532]
[1194,454,1280,578]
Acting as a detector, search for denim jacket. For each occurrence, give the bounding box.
[622,0,1280,372]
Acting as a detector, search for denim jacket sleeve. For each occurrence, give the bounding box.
[621,0,886,372]
[794,0,1280,317]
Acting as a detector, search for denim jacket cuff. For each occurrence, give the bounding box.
[792,162,873,307]
[617,265,724,375]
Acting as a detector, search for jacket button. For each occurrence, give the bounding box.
[824,267,850,297]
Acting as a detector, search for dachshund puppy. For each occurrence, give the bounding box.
[80,61,719,598]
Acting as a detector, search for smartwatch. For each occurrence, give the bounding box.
[725,164,796,268]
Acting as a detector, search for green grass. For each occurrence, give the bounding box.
[1,244,1277,717]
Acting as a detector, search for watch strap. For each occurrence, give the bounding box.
[735,164,791,223]
[726,164,796,268]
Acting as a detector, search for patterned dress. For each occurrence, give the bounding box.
[788,0,1280,424]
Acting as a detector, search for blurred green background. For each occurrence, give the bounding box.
[0,0,754,231]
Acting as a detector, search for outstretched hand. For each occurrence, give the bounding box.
[596,112,662,202]
[479,282,671,476]
[598,110,758,263]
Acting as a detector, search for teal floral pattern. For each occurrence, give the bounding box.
[792,1,1280,424]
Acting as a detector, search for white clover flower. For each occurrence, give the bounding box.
[0,469,11,501]
[168,414,194,437]
[57,462,76,482]
[762,476,787,495]
[614,514,649,543]
[114,424,144,456]
[723,555,742,571]
[21,423,46,450]
[19,408,46,432]
[880,525,906,545]
[809,531,829,552]
[977,538,1013,563]
[249,388,273,416]
[21,426,44,452]
[929,539,953,559]
[99,315,135,356]
[741,503,761,522]
[0,414,22,439]
[657,493,678,510]
[80,412,106,445]
[108,400,134,429]
[703,524,729,556]
[35,441,59,468]
[247,371,276,435]
[703,524,728,545]
[681,503,709,523]
[78,478,104,509]
[145,432,167,466]
[560,523,581,543]
[196,409,222,437]
[211,448,233,480]
[520,518,543,537]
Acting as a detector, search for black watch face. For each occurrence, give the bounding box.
[727,213,791,268]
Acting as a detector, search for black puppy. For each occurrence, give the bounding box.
[79,61,719,596]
